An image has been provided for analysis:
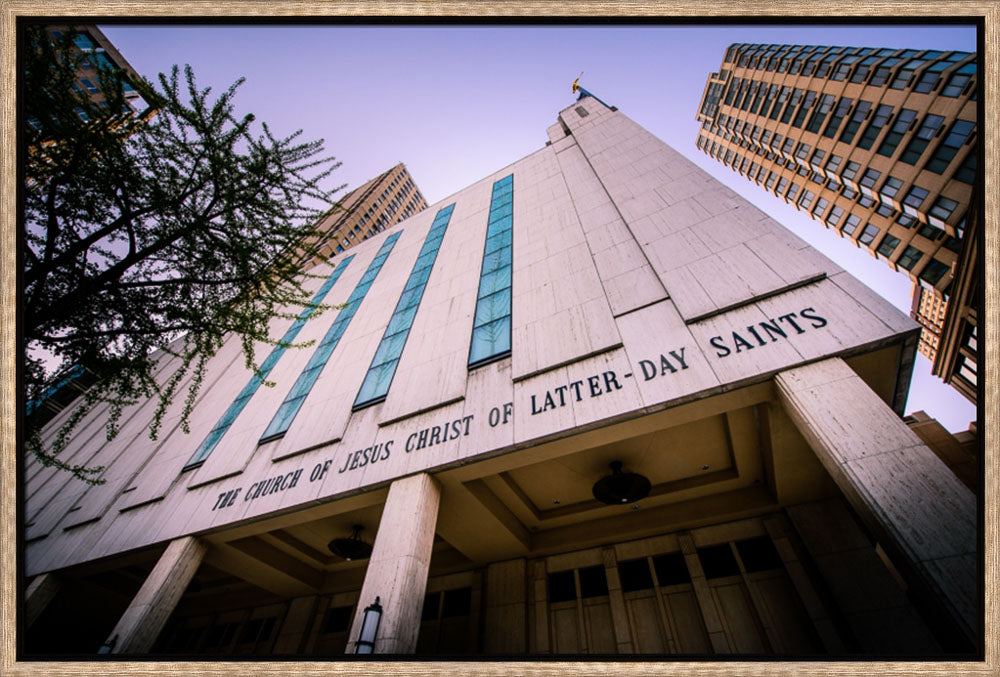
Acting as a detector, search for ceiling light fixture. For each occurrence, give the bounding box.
[328,524,373,561]
[592,461,651,505]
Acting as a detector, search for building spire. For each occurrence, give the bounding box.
[571,72,613,109]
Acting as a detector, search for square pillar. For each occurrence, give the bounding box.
[104,536,206,654]
[271,595,318,654]
[347,473,441,654]
[24,573,61,629]
[482,558,527,654]
[775,358,977,645]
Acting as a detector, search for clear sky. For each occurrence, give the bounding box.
[98,21,978,431]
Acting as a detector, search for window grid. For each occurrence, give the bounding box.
[353,204,456,409]
[469,174,514,368]
[184,255,356,468]
[259,233,402,442]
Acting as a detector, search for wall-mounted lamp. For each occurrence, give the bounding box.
[354,596,383,654]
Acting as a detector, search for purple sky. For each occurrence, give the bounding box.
[98,22,978,431]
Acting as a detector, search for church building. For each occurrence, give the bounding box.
[23,91,977,659]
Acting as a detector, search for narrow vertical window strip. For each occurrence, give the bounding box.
[258,233,402,442]
[353,204,456,409]
[469,174,514,368]
[184,255,355,469]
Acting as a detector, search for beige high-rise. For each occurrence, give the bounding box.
[695,43,977,396]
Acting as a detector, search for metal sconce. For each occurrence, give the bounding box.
[354,596,383,654]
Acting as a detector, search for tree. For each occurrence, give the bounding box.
[23,26,345,482]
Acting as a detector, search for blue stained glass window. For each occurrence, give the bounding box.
[353,205,456,409]
[258,233,401,441]
[184,255,355,469]
[469,175,514,368]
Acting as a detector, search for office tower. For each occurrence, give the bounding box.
[694,43,978,387]
[40,25,154,123]
[22,93,976,659]
[24,26,154,428]
[298,163,428,271]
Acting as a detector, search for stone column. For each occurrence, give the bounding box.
[601,546,633,654]
[103,536,206,654]
[24,573,61,629]
[775,358,977,645]
[678,533,731,653]
[271,595,318,654]
[346,473,441,654]
[482,558,528,654]
[784,498,939,654]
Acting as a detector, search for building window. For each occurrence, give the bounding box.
[953,149,976,185]
[889,58,926,89]
[354,205,455,409]
[798,190,815,210]
[859,168,881,192]
[859,224,880,245]
[260,233,401,442]
[899,114,945,165]
[839,100,871,144]
[918,258,950,287]
[869,57,902,86]
[469,174,514,368]
[902,185,930,214]
[823,153,842,179]
[857,104,893,150]
[877,233,900,257]
[184,255,356,468]
[822,97,853,138]
[876,108,917,157]
[956,355,977,388]
[943,236,962,253]
[896,245,923,270]
[769,86,790,119]
[830,56,858,81]
[785,183,800,202]
[72,31,96,50]
[925,119,974,174]
[928,196,959,228]
[850,56,879,83]
[780,88,803,124]
[840,161,861,185]
[825,205,845,227]
[941,62,976,97]
[913,68,940,93]
[791,90,817,128]
[879,175,904,203]
[811,197,829,220]
[842,214,861,236]
[918,223,944,240]
[875,203,895,217]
